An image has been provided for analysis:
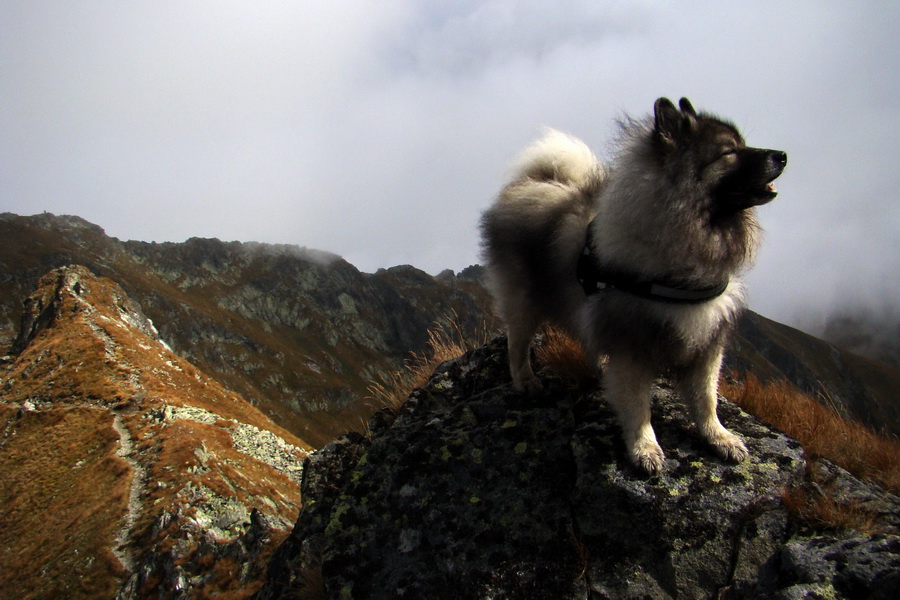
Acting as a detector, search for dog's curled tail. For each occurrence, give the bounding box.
[509,128,606,196]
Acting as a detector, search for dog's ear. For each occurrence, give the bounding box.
[679,97,698,133]
[654,97,682,151]
[679,97,697,118]
[655,97,700,151]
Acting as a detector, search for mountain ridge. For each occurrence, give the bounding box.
[0,212,492,446]
[2,213,899,598]
[2,211,898,445]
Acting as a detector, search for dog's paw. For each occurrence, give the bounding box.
[708,430,749,463]
[630,441,666,474]
[513,374,544,396]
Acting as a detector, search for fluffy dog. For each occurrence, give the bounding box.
[480,97,786,472]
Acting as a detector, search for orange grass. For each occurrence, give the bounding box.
[0,405,130,600]
[1,267,308,598]
[367,315,495,411]
[533,326,597,390]
[781,483,882,534]
[719,373,900,495]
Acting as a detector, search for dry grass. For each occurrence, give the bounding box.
[721,373,900,533]
[1,266,307,598]
[0,405,130,600]
[368,322,595,411]
[533,326,598,390]
[367,315,496,411]
[719,373,900,495]
[288,558,326,600]
[781,482,882,534]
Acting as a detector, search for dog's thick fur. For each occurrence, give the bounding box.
[481,98,786,472]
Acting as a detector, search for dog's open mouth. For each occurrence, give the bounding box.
[757,179,778,202]
[758,150,787,202]
[714,175,781,213]
[745,167,783,205]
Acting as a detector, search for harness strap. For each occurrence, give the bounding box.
[577,245,728,304]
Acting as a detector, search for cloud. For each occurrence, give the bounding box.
[1,1,898,330]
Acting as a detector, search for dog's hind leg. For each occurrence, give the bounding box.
[506,313,543,395]
[604,355,666,473]
[678,346,749,463]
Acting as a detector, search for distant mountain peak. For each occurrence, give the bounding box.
[0,210,106,236]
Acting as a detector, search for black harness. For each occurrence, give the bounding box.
[576,233,728,304]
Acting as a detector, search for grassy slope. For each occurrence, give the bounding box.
[0,404,128,600]
[0,266,309,598]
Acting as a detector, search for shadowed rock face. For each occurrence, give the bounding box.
[258,338,899,600]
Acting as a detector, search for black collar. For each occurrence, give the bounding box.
[577,237,728,304]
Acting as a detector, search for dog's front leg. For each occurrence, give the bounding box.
[678,346,748,463]
[604,355,665,473]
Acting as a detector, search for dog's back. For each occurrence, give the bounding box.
[480,129,605,328]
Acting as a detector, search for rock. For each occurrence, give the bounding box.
[804,459,900,531]
[258,432,371,599]
[258,337,900,600]
[571,383,805,600]
[775,534,900,600]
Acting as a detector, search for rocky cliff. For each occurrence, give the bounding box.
[258,338,900,600]
[0,266,308,599]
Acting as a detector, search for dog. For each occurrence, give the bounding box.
[480,97,786,473]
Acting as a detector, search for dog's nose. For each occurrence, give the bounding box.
[770,151,787,168]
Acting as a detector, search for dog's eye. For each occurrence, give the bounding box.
[704,148,738,169]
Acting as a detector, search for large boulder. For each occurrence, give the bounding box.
[259,338,899,599]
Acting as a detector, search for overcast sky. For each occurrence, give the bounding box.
[1,1,898,331]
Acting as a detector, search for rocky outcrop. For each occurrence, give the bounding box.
[0,266,309,599]
[258,338,899,600]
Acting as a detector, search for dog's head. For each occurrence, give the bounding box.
[653,97,787,217]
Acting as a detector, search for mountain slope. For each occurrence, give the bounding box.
[728,311,900,436]
[0,266,308,599]
[0,213,491,446]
